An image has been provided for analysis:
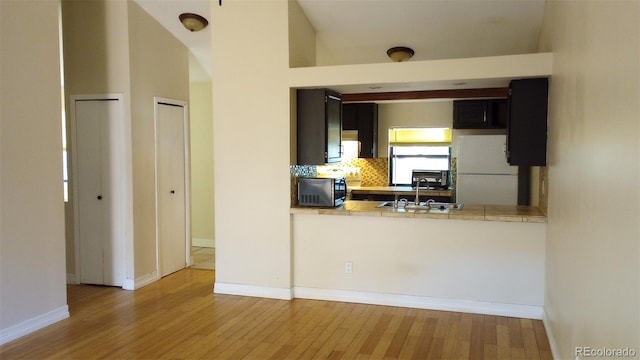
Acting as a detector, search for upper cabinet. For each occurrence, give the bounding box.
[297,89,342,165]
[342,103,378,158]
[507,78,549,166]
[453,99,508,129]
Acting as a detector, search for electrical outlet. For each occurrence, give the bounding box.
[344,261,353,273]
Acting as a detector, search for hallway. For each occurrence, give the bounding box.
[191,246,215,270]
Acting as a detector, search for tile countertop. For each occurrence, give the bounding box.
[291,200,547,223]
[349,186,453,197]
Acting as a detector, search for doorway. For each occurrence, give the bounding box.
[154,98,191,277]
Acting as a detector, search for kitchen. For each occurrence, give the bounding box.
[289,78,548,319]
[292,78,548,214]
[209,1,639,356]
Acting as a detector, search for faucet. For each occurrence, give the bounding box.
[414,177,429,204]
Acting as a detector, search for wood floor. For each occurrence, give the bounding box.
[0,269,552,359]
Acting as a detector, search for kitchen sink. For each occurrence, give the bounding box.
[377,201,463,211]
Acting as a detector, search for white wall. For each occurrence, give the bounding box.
[539,1,640,357]
[0,0,69,343]
[189,81,215,246]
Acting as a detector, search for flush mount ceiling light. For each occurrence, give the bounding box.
[386,46,415,62]
[179,13,209,32]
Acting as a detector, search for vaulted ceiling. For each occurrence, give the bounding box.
[134,0,546,84]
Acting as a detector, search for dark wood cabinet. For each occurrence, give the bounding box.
[297,89,342,165]
[342,104,357,130]
[342,103,378,158]
[453,99,508,129]
[507,78,548,166]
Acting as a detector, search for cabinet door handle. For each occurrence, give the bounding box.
[97,195,102,200]
[483,110,487,124]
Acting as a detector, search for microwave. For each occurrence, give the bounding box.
[297,177,347,207]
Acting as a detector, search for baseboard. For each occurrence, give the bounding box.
[122,272,160,290]
[211,283,543,319]
[543,308,561,360]
[214,282,293,300]
[192,238,215,248]
[0,306,69,346]
[66,273,77,284]
[294,287,544,320]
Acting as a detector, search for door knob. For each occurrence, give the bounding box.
[170,190,175,194]
[97,195,102,200]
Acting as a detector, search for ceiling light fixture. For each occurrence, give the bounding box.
[179,13,209,32]
[386,46,415,62]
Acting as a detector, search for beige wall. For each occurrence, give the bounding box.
[127,1,190,278]
[61,0,131,95]
[288,0,316,68]
[61,0,133,279]
[62,0,190,281]
[539,1,640,357]
[212,0,293,292]
[212,0,551,300]
[294,214,545,314]
[0,0,68,339]
[377,100,453,156]
[189,82,215,244]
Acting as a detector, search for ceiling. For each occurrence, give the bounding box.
[134,0,212,82]
[134,0,546,90]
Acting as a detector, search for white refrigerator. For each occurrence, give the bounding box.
[455,135,518,205]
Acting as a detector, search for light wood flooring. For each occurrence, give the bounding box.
[0,269,552,359]
[191,246,215,270]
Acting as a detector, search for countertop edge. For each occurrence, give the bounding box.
[290,201,547,223]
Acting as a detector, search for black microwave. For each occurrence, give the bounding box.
[297,177,347,207]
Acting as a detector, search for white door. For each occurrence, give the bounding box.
[75,99,125,286]
[156,101,188,277]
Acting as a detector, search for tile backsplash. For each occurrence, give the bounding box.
[355,158,388,186]
[291,158,390,187]
[327,156,388,186]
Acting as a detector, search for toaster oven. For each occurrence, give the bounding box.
[411,170,450,189]
[297,177,347,207]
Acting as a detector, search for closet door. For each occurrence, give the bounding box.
[156,101,188,277]
[75,99,123,286]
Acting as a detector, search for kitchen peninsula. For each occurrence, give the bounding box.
[290,198,546,319]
